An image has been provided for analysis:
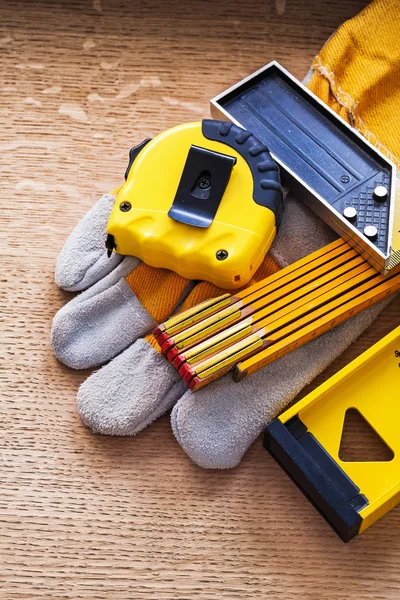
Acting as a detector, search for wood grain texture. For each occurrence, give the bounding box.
[1,0,399,598]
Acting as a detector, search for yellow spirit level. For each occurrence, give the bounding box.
[106,120,283,289]
[265,326,400,542]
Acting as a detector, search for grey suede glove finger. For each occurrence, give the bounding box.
[51,190,191,433]
[52,192,151,369]
[52,192,194,370]
[51,256,152,369]
[77,338,188,435]
[55,193,123,292]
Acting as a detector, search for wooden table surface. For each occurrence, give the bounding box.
[2,1,399,598]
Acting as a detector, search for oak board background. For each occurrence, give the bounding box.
[1,1,399,598]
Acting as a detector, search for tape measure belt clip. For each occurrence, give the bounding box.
[168,145,237,228]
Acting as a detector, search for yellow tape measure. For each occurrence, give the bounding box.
[106,120,283,289]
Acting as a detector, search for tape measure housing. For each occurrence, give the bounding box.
[106,120,282,289]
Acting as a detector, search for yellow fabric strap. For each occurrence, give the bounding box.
[125,263,190,324]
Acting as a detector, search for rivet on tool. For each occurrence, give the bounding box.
[199,177,211,189]
[373,185,388,202]
[216,249,228,261]
[120,201,132,212]
[343,207,357,222]
[364,225,378,240]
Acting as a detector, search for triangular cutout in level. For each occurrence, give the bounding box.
[339,408,394,462]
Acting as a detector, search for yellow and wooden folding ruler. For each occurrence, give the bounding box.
[264,326,400,542]
[154,239,400,390]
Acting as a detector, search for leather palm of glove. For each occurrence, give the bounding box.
[51,189,386,469]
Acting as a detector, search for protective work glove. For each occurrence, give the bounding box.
[51,188,282,430]
[51,187,387,468]
[52,0,400,468]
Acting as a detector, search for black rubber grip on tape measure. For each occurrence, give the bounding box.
[202,120,284,227]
